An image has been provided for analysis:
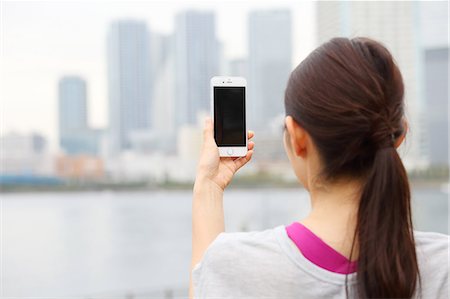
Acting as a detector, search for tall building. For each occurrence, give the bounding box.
[424,47,449,166]
[248,10,292,130]
[227,58,247,77]
[174,11,219,126]
[58,76,87,133]
[107,20,152,152]
[316,1,428,169]
[58,76,103,155]
[419,1,448,49]
[58,76,87,153]
[151,34,176,152]
[419,1,448,167]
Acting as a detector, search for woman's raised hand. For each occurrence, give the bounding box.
[194,118,254,191]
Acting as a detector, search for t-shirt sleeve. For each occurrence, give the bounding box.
[191,232,227,298]
[190,227,286,298]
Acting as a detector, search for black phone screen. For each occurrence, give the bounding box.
[214,86,246,147]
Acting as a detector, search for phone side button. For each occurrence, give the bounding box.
[227,149,234,156]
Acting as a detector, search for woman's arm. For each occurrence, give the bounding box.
[189,118,254,298]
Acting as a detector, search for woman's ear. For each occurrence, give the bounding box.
[394,119,408,149]
[285,116,308,158]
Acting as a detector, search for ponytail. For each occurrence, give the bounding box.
[356,146,419,298]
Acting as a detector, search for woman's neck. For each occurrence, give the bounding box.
[300,178,362,261]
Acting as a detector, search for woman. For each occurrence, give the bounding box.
[190,37,449,298]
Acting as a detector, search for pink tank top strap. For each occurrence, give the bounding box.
[286,222,357,274]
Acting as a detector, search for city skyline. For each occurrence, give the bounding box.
[1,1,316,150]
[1,1,447,167]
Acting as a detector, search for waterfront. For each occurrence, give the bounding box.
[2,187,448,297]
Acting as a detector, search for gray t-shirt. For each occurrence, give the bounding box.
[192,226,449,298]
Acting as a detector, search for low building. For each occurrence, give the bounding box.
[0,132,54,176]
[55,155,104,180]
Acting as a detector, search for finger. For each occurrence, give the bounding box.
[203,117,214,144]
[231,143,254,161]
[248,130,254,139]
[233,150,253,171]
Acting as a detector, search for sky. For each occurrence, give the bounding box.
[0,0,316,150]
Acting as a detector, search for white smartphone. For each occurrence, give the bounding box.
[210,76,248,157]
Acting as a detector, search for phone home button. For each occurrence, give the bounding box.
[227,149,234,156]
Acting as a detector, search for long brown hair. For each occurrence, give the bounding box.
[285,37,419,298]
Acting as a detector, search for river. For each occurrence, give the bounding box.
[1,187,448,297]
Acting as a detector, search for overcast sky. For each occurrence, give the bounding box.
[0,0,316,149]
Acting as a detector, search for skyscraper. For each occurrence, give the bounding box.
[419,1,448,49]
[58,76,103,155]
[58,76,87,153]
[420,1,448,166]
[227,58,247,77]
[107,20,152,152]
[424,47,449,166]
[174,11,219,126]
[316,1,428,169]
[248,10,292,130]
[151,33,177,152]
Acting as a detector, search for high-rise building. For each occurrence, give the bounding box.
[419,1,448,49]
[151,34,176,152]
[58,76,104,155]
[58,76,87,133]
[424,47,449,166]
[107,20,152,152]
[174,11,219,126]
[248,10,292,130]
[419,1,448,167]
[227,58,247,77]
[58,76,88,153]
[316,1,428,169]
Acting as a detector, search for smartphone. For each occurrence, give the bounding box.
[210,76,247,157]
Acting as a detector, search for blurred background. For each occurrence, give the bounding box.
[0,0,448,297]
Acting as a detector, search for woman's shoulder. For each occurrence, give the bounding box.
[414,230,449,268]
[216,226,284,241]
[414,230,449,271]
[414,230,449,253]
[195,226,288,273]
[192,226,298,297]
[206,226,286,257]
[413,231,449,297]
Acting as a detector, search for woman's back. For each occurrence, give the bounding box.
[193,227,449,298]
